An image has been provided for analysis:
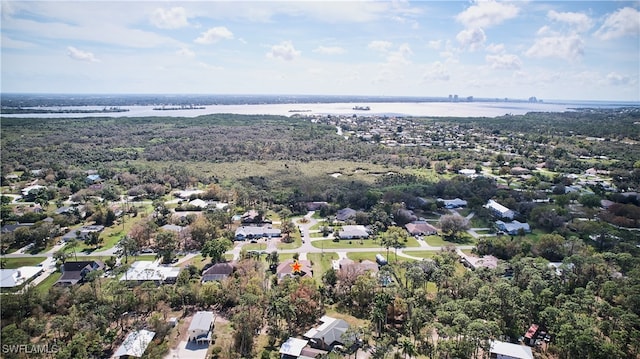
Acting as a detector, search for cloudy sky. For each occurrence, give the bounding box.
[1,1,639,101]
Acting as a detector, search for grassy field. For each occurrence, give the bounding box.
[424,235,475,247]
[311,238,383,250]
[307,252,338,283]
[1,256,47,268]
[404,251,437,259]
[276,235,302,250]
[35,272,62,295]
[243,242,267,251]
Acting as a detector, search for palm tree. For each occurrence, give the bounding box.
[399,338,416,359]
[66,238,79,261]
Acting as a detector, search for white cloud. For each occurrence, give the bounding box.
[195,27,234,44]
[456,0,519,28]
[606,72,632,86]
[485,43,505,53]
[386,43,413,65]
[176,47,195,57]
[267,41,301,61]
[595,7,640,40]
[313,46,345,55]
[427,40,442,50]
[151,7,189,29]
[486,54,522,70]
[368,40,393,52]
[67,46,99,62]
[547,10,592,33]
[456,28,486,51]
[1,35,35,49]
[422,61,450,82]
[525,33,584,62]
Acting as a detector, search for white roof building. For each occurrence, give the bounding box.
[189,199,209,208]
[120,261,181,284]
[489,340,533,359]
[279,337,309,358]
[113,330,155,358]
[338,225,369,239]
[0,267,43,288]
[188,311,214,342]
[486,200,515,219]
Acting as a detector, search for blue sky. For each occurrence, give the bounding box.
[1,1,639,101]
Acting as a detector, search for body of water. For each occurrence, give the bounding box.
[0,101,608,118]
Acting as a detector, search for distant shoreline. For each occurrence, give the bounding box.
[1,94,637,119]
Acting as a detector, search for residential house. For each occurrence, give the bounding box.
[438,198,468,209]
[335,208,356,222]
[85,174,101,184]
[201,262,235,282]
[56,260,104,286]
[335,258,379,275]
[21,184,46,196]
[120,261,182,284]
[458,169,477,177]
[240,209,270,225]
[277,259,312,281]
[235,225,281,241]
[113,330,155,358]
[0,267,43,289]
[338,225,369,239]
[61,225,104,242]
[174,189,204,199]
[1,223,34,234]
[188,311,215,343]
[459,252,498,270]
[306,202,329,211]
[405,221,438,236]
[523,324,540,347]
[189,198,209,209]
[489,340,533,359]
[303,315,351,351]
[279,337,309,359]
[485,200,515,220]
[495,220,531,235]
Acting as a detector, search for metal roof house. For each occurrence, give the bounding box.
[303,315,351,351]
[113,330,155,358]
[489,340,533,359]
[486,200,515,220]
[188,311,215,343]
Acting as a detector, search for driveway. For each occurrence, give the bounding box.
[165,340,209,359]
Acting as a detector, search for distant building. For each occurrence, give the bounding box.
[277,259,312,281]
[438,198,468,209]
[485,200,515,220]
[405,221,438,236]
[495,220,530,235]
[335,208,357,222]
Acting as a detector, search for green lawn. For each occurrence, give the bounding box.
[243,242,267,251]
[35,272,61,295]
[404,251,437,259]
[307,252,338,283]
[276,235,302,250]
[1,256,47,268]
[311,238,383,250]
[424,234,475,247]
